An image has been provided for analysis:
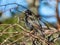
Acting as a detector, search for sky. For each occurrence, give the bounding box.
[0,0,60,24]
[39,0,60,23]
[0,0,28,21]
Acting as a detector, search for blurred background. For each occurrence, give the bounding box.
[0,0,59,24]
[0,0,60,45]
